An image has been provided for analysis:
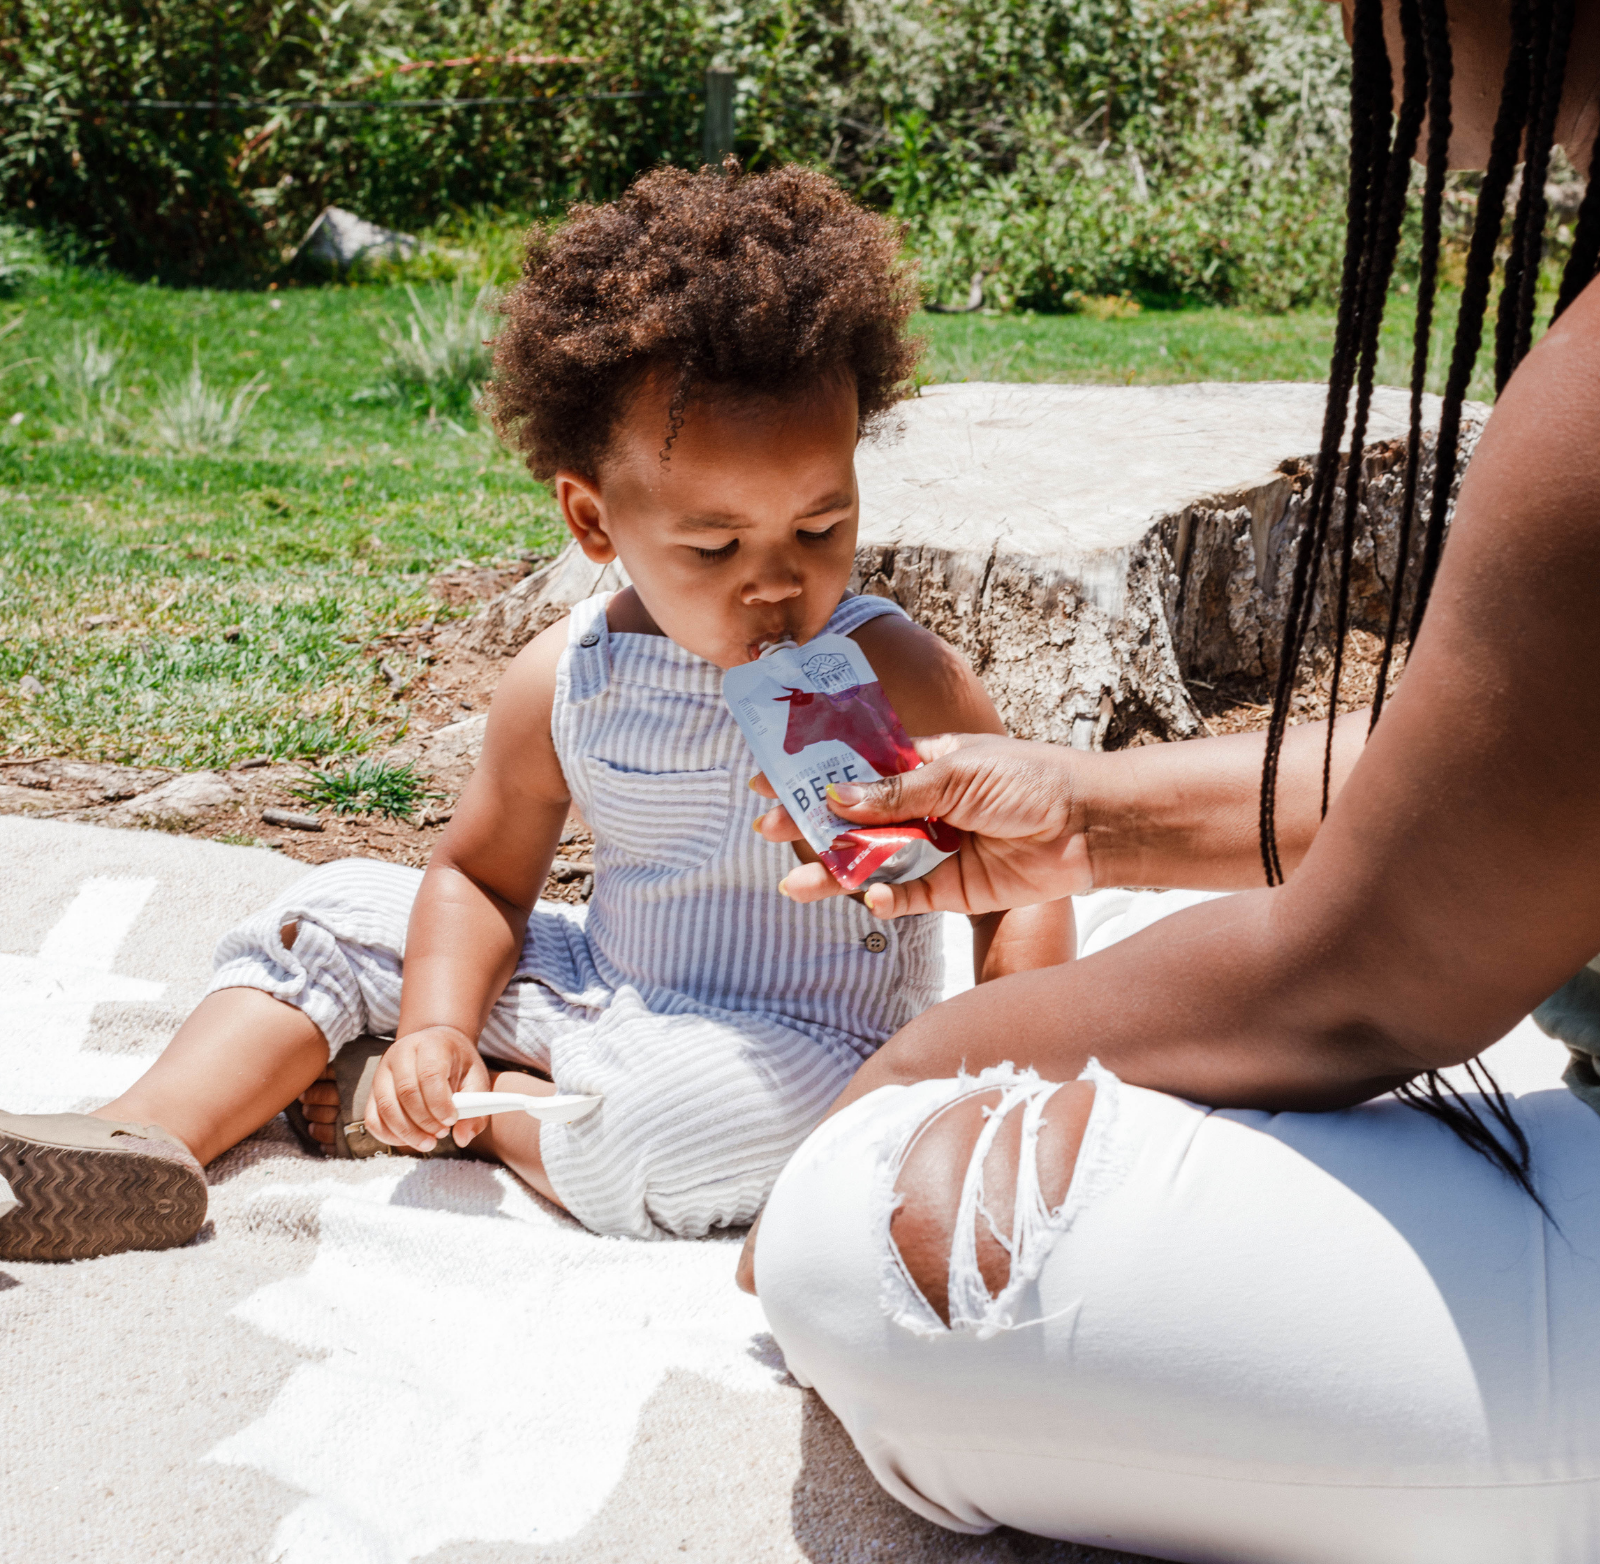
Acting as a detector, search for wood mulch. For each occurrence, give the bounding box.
[1178,628,1404,741]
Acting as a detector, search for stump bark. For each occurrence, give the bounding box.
[457,381,1488,748]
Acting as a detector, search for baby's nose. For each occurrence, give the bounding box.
[742,575,804,604]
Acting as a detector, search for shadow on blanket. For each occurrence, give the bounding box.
[791,1395,1169,1564]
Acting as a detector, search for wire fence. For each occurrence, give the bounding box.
[0,89,689,112]
[1,68,737,165]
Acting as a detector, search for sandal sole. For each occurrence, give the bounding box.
[0,1127,208,1262]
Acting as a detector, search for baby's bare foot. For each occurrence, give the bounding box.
[299,1065,339,1146]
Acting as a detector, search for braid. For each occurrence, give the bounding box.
[1323,0,1428,809]
[1258,0,1391,885]
[1372,0,1453,728]
[1393,1062,1553,1222]
[1407,0,1534,640]
[1257,0,1578,1206]
[1553,105,1600,316]
[1495,0,1575,389]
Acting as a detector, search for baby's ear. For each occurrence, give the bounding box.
[554,472,616,562]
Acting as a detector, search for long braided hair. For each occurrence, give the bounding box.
[1258,0,1597,1194]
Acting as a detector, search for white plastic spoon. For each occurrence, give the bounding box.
[450,1091,601,1125]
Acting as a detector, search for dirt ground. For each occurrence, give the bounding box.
[1186,626,1404,739]
[0,554,1401,895]
[0,560,605,899]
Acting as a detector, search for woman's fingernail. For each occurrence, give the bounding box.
[777,878,791,899]
[826,782,864,806]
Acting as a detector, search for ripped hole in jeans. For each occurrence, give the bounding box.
[890,1076,1096,1331]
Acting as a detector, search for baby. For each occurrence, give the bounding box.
[0,163,1073,1259]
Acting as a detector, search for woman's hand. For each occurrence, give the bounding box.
[364,1025,493,1153]
[753,733,1096,918]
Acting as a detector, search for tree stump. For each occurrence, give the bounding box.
[457,381,1488,748]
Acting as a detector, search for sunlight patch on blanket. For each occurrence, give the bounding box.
[0,875,165,1110]
[209,1163,780,1561]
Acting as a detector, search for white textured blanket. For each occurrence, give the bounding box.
[0,816,1158,1564]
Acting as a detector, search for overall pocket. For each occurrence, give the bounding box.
[582,757,733,874]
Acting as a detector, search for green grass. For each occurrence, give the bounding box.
[292,757,443,820]
[0,269,562,768]
[916,290,1500,403]
[0,263,1512,769]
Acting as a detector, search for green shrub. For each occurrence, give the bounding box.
[912,132,1349,313]
[0,0,710,286]
[151,349,269,454]
[0,220,47,294]
[899,0,1353,311]
[0,0,1354,309]
[52,325,125,444]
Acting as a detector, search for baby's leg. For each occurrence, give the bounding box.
[472,1070,567,1209]
[531,996,861,1239]
[104,858,420,1163]
[94,985,326,1167]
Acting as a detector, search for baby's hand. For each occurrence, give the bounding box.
[365,1026,492,1153]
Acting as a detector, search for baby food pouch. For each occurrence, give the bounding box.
[723,633,963,891]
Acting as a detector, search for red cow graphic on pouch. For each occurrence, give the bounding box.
[722,643,964,892]
[774,684,919,778]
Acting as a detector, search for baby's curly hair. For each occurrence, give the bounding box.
[486,160,922,480]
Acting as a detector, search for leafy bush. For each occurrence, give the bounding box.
[912,133,1349,313]
[0,0,1354,308]
[0,0,710,286]
[895,0,1353,311]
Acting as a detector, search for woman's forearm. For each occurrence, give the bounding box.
[828,883,1416,1123]
[1086,710,1370,891]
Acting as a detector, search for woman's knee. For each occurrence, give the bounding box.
[890,1079,1095,1327]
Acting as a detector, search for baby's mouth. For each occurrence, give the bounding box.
[745,626,799,662]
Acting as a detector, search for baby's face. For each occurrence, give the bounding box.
[553,373,861,669]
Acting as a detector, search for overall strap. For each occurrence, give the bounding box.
[825,591,911,639]
[561,592,613,705]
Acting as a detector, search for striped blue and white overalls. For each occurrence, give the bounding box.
[209,591,944,1238]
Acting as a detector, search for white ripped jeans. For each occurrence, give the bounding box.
[757,922,1600,1564]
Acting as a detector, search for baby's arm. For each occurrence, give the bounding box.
[848,616,1076,982]
[364,619,573,1152]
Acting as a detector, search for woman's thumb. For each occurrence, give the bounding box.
[823,736,973,824]
[824,772,915,822]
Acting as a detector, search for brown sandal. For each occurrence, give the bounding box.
[284,1035,466,1160]
[0,1110,208,1261]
